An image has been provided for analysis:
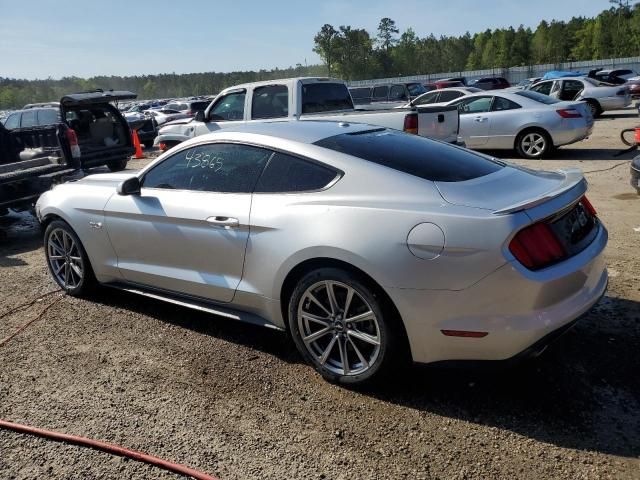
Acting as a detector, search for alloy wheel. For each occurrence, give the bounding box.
[297,281,381,376]
[521,133,547,158]
[47,228,84,290]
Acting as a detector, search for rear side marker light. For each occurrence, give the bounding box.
[65,128,81,158]
[556,109,582,119]
[441,330,488,338]
[403,113,419,135]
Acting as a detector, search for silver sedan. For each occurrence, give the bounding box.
[447,90,594,159]
[528,77,631,117]
[36,121,608,385]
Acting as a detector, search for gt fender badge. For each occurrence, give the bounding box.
[89,221,103,229]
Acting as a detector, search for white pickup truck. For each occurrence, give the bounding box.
[154,77,459,149]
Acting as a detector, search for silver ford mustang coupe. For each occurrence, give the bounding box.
[36,121,608,385]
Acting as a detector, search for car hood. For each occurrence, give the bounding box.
[69,171,139,188]
[435,165,586,214]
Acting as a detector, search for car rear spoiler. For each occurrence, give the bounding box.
[492,168,587,215]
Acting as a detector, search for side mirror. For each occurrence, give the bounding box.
[195,110,205,122]
[117,176,141,196]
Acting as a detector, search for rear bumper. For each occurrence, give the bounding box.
[552,123,592,147]
[387,223,608,364]
[79,146,134,169]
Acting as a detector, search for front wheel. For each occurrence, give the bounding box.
[288,268,402,385]
[107,158,128,172]
[44,220,96,296]
[516,130,552,159]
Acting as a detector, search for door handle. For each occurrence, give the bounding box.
[206,216,239,228]
[474,116,487,122]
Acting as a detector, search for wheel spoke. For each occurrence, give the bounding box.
[306,292,331,317]
[301,312,330,327]
[319,335,338,365]
[338,337,350,375]
[54,263,65,275]
[70,261,83,278]
[348,329,380,346]
[64,263,70,286]
[325,281,338,315]
[49,255,65,260]
[303,327,331,345]
[343,287,354,317]
[348,337,369,368]
[62,232,70,252]
[344,309,374,323]
[49,241,64,256]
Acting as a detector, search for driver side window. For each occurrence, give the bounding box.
[208,90,246,121]
[142,143,272,193]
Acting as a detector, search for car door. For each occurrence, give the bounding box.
[453,96,493,147]
[103,142,272,302]
[486,96,524,149]
[530,80,554,97]
[558,80,585,101]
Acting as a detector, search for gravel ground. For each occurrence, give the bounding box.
[0,112,639,480]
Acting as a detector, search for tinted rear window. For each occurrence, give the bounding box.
[349,87,371,100]
[255,152,338,192]
[514,90,560,105]
[301,83,353,114]
[314,129,502,182]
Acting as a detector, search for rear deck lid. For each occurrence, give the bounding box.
[435,166,586,214]
[60,90,137,107]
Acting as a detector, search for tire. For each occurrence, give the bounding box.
[143,140,154,149]
[586,100,602,118]
[288,267,403,385]
[515,129,552,159]
[44,220,96,296]
[107,158,128,172]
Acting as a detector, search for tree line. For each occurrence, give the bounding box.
[1,3,639,109]
[313,3,640,79]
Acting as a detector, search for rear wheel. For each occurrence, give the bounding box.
[107,158,128,172]
[288,268,402,385]
[44,220,96,296]
[586,100,602,118]
[516,130,552,159]
[143,140,154,149]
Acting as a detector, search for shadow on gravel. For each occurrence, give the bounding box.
[365,295,640,459]
[0,212,42,263]
[598,112,638,120]
[90,287,297,362]
[92,287,640,459]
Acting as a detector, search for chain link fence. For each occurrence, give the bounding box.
[347,56,640,87]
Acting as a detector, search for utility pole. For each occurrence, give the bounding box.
[609,0,630,58]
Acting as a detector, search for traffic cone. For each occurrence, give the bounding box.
[131,129,144,159]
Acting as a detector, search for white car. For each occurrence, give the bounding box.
[528,77,631,117]
[403,87,483,107]
[447,90,594,159]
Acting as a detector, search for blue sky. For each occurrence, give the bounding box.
[0,0,608,79]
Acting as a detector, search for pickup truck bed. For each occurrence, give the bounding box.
[0,123,76,211]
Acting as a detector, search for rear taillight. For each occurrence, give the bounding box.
[403,113,418,134]
[509,222,566,270]
[581,195,597,216]
[65,128,78,146]
[556,108,582,119]
[65,128,81,158]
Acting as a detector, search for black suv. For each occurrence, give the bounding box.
[1,90,136,211]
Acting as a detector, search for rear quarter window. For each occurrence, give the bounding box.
[314,129,502,182]
[255,152,339,192]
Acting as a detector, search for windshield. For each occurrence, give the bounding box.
[314,129,502,182]
[514,90,561,105]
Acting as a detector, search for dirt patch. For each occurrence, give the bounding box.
[0,111,639,479]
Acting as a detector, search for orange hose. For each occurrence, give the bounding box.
[0,419,220,480]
